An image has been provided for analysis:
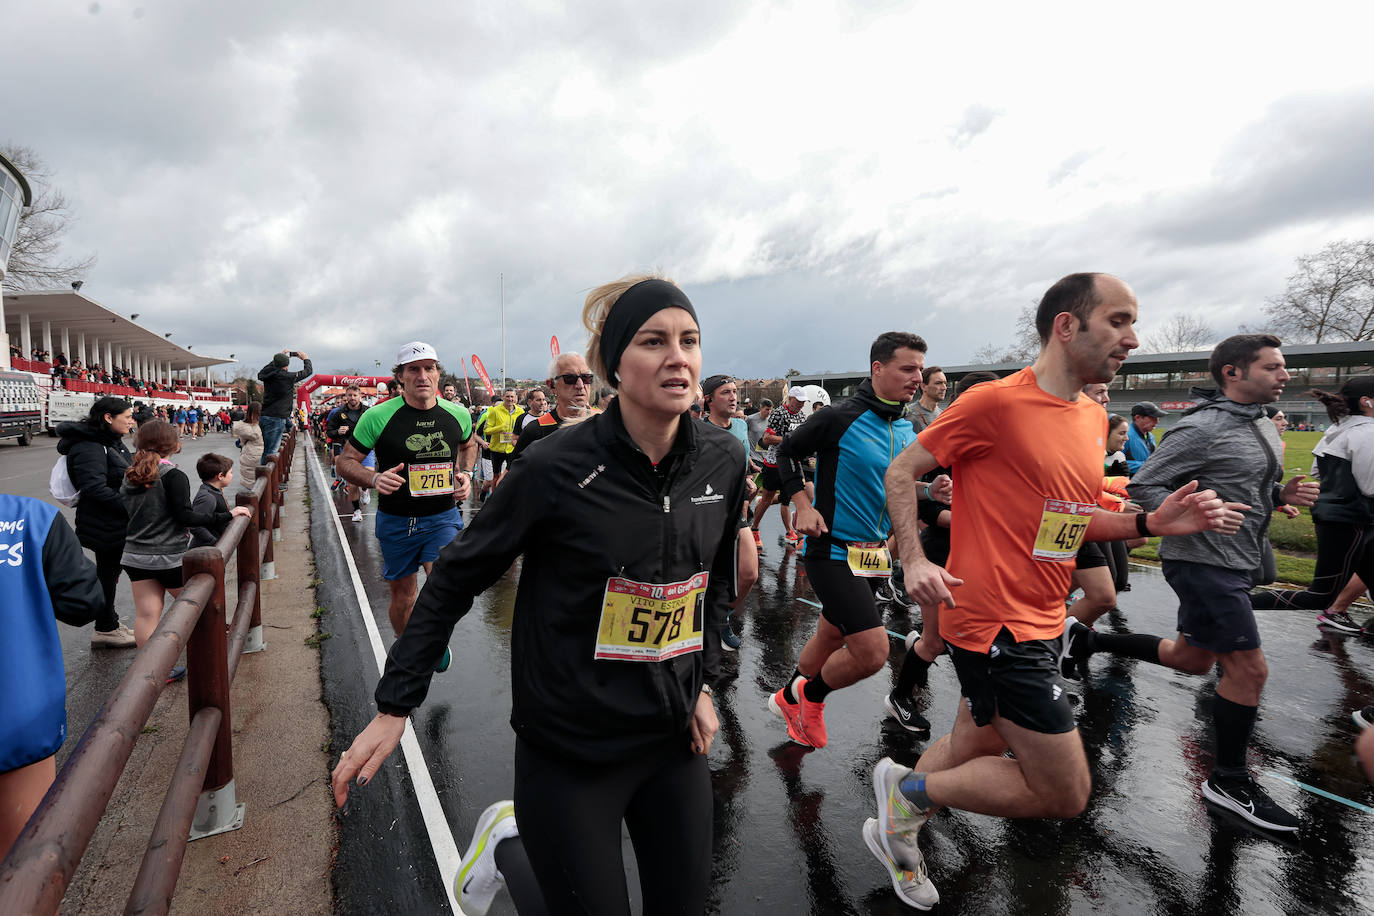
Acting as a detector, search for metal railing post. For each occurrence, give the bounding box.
[260,457,277,581]
[236,487,265,655]
[181,548,243,842]
[271,450,284,542]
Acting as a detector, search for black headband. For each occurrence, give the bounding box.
[600,279,698,384]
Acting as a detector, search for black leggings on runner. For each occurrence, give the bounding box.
[499,736,712,916]
[1251,522,1374,610]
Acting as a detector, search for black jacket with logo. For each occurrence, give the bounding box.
[375,398,746,763]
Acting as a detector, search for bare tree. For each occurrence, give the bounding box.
[1262,240,1374,343]
[1144,313,1214,353]
[0,143,96,290]
[971,301,1039,365]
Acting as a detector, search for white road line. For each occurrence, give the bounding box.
[306,446,464,912]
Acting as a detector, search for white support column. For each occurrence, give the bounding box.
[78,332,86,367]
[20,312,32,359]
[0,288,8,370]
[105,341,113,373]
[41,320,52,361]
[61,326,70,364]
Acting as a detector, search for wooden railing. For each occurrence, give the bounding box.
[0,429,299,915]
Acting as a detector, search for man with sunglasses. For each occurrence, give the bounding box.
[513,353,594,459]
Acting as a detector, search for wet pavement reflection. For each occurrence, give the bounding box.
[313,444,1374,915]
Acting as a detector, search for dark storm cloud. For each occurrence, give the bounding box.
[1143,87,1374,247]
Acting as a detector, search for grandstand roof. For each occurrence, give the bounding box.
[2,289,232,369]
[794,341,1374,387]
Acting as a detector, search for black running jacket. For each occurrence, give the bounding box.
[375,398,747,763]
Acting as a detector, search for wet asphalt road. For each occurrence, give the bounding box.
[314,438,1374,916]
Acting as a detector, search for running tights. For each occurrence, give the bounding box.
[1250,522,1374,611]
[501,736,712,915]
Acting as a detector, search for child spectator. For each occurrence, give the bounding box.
[120,421,250,676]
[190,454,236,548]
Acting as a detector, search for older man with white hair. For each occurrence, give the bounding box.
[513,351,594,459]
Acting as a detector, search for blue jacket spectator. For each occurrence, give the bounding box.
[1124,401,1165,473]
[0,494,104,857]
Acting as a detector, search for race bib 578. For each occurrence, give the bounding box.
[594,573,708,662]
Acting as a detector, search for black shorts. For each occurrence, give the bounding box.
[123,565,184,590]
[758,464,782,493]
[328,442,342,456]
[802,555,883,636]
[1075,540,1109,570]
[920,527,950,568]
[1163,559,1261,653]
[947,627,1076,734]
[491,451,513,476]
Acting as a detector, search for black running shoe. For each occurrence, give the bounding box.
[884,692,931,733]
[1200,773,1300,832]
[1354,706,1374,730]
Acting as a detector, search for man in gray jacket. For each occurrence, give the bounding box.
[1064,333,1319,832]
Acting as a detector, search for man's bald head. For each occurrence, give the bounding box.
[1035,273,1134,345]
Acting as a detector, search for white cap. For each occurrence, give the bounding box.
[787,386,807,401]
[396,341,439,365]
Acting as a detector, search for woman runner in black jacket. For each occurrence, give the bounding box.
[55,396,137,648]
[333,276,747,916]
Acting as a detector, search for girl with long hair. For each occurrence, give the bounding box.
[120,420,250,678]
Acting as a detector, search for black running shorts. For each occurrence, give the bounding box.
[947,627,1076,735]
[803,555,883,636]
[490,450,513,476]
[758,464,782,493]
[123,564,185,590]
[1164,559,1261,653]
[1075,540,1109,570]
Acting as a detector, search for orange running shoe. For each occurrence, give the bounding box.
[797,684,828,748]
[768,678,812,746]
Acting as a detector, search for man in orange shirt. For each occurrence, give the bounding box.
[862,273,1242,907]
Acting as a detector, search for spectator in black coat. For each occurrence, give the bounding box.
[257,350,312,464]
[55,396,138,648]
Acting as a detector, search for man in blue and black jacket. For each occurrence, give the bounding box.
[766,331,928,749]
[0,494,104,858]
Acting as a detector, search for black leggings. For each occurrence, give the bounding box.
[1250,522,1374,610]
[501,736,712,915]
[93,545,124,631]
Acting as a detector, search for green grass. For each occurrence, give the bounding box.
[1129,538,1316,586]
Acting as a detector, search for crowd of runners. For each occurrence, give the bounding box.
[290,272,1374,914]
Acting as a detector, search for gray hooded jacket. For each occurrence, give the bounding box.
[1128,387,1285,573]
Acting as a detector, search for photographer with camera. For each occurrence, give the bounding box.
[257,349,312,464]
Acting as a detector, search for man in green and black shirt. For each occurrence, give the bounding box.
[337,342,476,665]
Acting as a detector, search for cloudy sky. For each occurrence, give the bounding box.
[5,0,1374,382]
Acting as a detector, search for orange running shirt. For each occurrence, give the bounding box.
[916,367,1107,652]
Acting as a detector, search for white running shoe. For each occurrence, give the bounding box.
[360,489,371,506]
[351,509,363,523]
[873,757,931,872]
[863,816,938,910]
[454,800,518,916]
